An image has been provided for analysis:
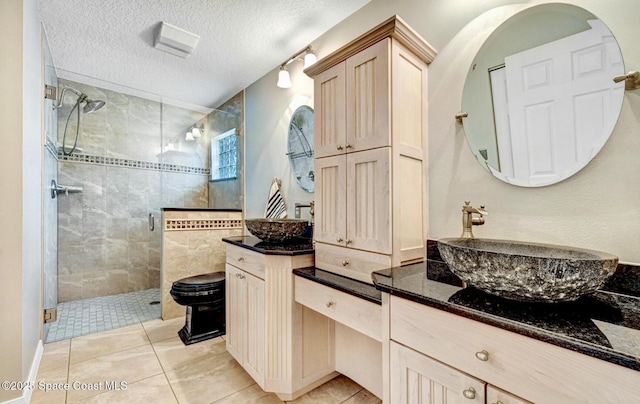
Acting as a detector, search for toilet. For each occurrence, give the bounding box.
[170,272,225,345]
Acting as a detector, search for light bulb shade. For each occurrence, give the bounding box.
[191,127,202,138]
[277,69,292,88]
[185,131,195,141]
[303,51,317,69]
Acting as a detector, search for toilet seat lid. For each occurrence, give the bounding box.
[171,272,225,294]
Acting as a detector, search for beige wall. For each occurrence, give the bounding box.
[0,0,43,401]
[245,67,315,221]
[245,0,640,265]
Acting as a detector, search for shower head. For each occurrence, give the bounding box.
[82,99,105,114]
[53,86,106,113]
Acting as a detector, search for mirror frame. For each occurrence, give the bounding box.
[287,105,315,192]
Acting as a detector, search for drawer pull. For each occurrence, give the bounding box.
[342,260,350,267]
[345,143,352,149]
[337,145,344,151]
[235,273,245,279]
[325,301,335,308]
[475,350,489,361]
[345,239,352,245]
[336,237,344,243]
[462,387,476,399]
[491,402,504,404]
[237,257,244,262]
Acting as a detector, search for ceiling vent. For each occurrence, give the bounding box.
[154,21,200,58]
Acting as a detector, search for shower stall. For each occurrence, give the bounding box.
[42,66,242,342]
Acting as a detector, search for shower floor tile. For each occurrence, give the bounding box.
[45,288,161,343]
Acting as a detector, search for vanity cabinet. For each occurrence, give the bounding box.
[391,341,486,403]
[225,263,265,386]
[487,386,532,404]
[388,294,639,403]
[294,271,383,399]
[391,342,531,404]
[314,147,392,275]
[313,39,390,158]
[224,242,336,401]
[307,16,437,281]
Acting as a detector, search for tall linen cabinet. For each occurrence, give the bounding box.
[306,16,437,283]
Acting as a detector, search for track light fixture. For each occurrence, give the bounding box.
[276,46,317,89]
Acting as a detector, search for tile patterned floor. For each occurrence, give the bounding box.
[45,289,161,343]
[33,318,382,404]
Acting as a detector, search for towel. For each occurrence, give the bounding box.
[264,177,287,218]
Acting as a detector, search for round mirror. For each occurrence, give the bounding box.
[461,4,625,187]
[287,105,315,192]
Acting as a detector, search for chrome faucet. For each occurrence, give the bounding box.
[461,201,487,239]
[294,201,315,223]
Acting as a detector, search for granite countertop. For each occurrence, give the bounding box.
[372,260,640,372]
[222,235,314,256]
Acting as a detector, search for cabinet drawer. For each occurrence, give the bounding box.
[487,385,531,404]
[315,243,390,284]
[295,276,381,342]
[390,296,640,403]
[226,245,265,280]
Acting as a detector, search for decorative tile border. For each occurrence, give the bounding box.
[58,151,210,175]
[164,218,243,231]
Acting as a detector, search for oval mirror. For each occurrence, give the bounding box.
[461,4,625,187]
[287,105,315,192]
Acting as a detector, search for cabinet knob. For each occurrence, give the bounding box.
[238,274,245,279]
[462,387,476,399]
[345,239,352,245]
[237,257,244,262]
[337,145,344,151]
[475,350,489,361]
[341,260,350,267]
[345,143,352,149]
[336,237,343,243]
[325,301,335,308]
[491,402,504,404]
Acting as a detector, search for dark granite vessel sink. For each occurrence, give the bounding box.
[437,238,618,302]
[245,218,308,243]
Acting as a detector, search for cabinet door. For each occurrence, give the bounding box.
[346,148,391,254]
[487,385,532,404]
[244,271,265,387]
[315,61,346,158]
[225,264,246,364]
[391,341,485,404]
[346,38,390,152]
[315,155,347,246]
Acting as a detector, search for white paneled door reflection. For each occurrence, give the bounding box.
[491,19,624,186]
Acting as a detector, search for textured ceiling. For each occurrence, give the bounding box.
[39,0,370,109]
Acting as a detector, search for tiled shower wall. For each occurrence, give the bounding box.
[57,79,241,302]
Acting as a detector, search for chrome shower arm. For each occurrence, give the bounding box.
[52,86,83,110]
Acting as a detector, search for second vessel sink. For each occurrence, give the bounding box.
[245,218,309,243]
[437,238,618,302]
